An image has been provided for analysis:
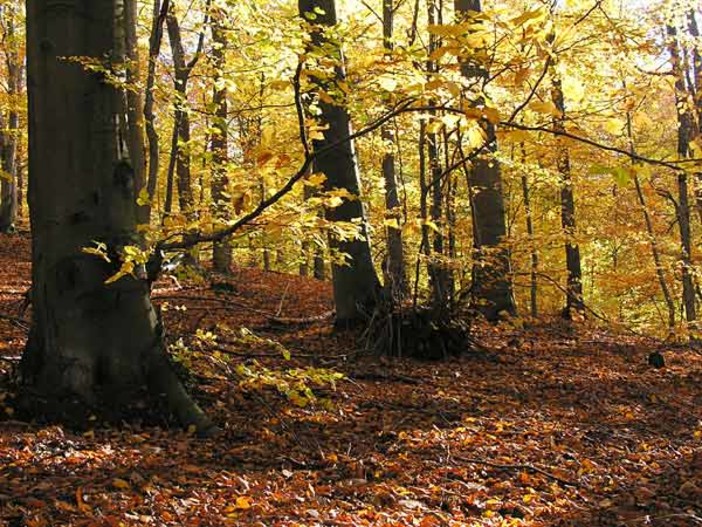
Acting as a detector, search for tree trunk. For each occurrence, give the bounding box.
[625,108,675,332]
[166,8,195,219]
[455,0,515,320]
[124,0,148,226]
[668,25,698,336]
[298,0,381,324]
[381,0,407,302]
[425,0,451,312]
[144,0,169,221]
[211,9,232,273]
[551,74,584,317]
[0,3,21,233]
[519,145,538,318]
[22,0,213,433]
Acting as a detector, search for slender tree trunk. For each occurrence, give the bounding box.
[624,108,675,332]
[124,0,148,226]
[144,0,169,221]
[455,0,515,320]
[668,25,698,335]
[381,0,407,302]
[211,9,232,273]
[22,0,213,433]
[0,3,21,233]
[550,73,584,317]
[299,0,381,324]
[426,0,451,311]
[519,145,538,318]
[166,9,195,218]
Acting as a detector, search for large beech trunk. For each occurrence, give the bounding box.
[22,0,212,432]
[299,0,381,324]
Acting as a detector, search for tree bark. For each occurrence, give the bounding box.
[211,8,232,273]
[166,6,195,219]
[381,0,407,302]
[624,108,675,333]
[22,0,213,433]
[519,145,538,318]
[144,0,169,220]
[298,0,381,324]
[455,0,515,320]
[550,73,584,317]
[0,3,21,233]
[667,25,698,336]
[124,0,148,226]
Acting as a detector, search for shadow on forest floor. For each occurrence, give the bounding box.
[1,232,702,526]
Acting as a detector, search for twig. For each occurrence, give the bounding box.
[0,311,29,330]
[453,454,579,488]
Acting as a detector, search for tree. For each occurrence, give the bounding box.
[298,0,381,324]
[210,5,232,273]
[381,0,407,302]
[0,1,21,233]
[666,23,697,337]
[21,0,213,433]
[455,0,515,321]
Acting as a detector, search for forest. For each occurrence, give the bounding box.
[1,0,702,525]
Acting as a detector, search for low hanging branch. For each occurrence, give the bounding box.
[156,67,416,253]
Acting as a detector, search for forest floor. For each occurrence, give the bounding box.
[1,233,702,527]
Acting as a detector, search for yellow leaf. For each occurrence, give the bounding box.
[112,478,131,490]
[466,124,487,149]
[136,188,151,207]
[234,496,252,510]
[511,8,547,28]
[530,100,560,116]
[384,218,400,230]
[377,75,398,92]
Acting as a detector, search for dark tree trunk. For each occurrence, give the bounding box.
[166,7,195,218]
[299,0,381,324]
[124,0,148,226]
[551,73,584,317]
[667,25,698,335]
[381,0,407,302]
[144,0,169,220]
[22,0,213,433]
[425,0,451,312]
[455,0,515,321]
[211,9,232,273]
[519,146,538,318]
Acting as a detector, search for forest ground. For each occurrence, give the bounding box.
[1,233,702,527]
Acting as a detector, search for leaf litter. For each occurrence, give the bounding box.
[1,233,702,526]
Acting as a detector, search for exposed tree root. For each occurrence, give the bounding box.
[361,306,487,360]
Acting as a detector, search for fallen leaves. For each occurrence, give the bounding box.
[1,233,702,526]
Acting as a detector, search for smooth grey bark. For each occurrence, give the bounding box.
[455,0,515,320]
[0,3,21,233]
[22,0,213,433]
[381,0,407,301]
[211,8,232,273]
[299,0,381,324]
